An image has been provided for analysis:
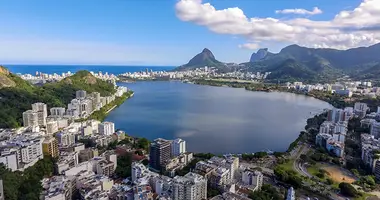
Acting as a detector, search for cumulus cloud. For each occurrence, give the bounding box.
[275,7,322,15]
[175,0,380,50]
[238,43,260,50]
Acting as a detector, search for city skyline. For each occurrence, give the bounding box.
[0,0,376,65]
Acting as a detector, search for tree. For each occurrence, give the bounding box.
[326,178,334,185]
[115,154,132,178]
[135,138,150,151]
[248,184,283,200]
[339,182,359,197]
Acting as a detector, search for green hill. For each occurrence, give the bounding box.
[0,68,116,128]
[241,43,380,82]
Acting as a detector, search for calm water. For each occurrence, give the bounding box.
[106,81,332,154]
[5,65,174,75]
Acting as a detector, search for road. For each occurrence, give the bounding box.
[290,144,345,200]
[292,144,313,178]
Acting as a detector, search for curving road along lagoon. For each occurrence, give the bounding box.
[106,81,332,154]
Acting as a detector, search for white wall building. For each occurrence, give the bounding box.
[23,110,38,127]
[32,102,48,126]
[50,107,66,117]
[98,122,115,136]
[46,121,59,135]
[242,170,263,190]
[172,172,207,200]
[172,138,186,157]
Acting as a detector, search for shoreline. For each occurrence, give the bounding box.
[77,91,134,122]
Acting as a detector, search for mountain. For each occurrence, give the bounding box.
[241,43,380,81]
[174,48,228,72]
[0,68,115,128]
[0,66,18,88]
[250,48,272,62]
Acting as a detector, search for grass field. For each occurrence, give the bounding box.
[279,159,294,171]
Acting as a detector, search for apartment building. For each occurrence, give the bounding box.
[172,172,207,200]
[42,137,59,158]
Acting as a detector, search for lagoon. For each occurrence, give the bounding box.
[106,81,331,154]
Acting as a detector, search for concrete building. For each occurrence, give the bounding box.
[79,148,98,163]
[0,149,19,171]
[41,176,74,200]
[96,159,115,177]
[172,138,186,157]
[46,121,59,135]
[286,187,295,200]
[76,90,87,99]
[316,133,332,149]
[326,138,344,158]
[32,102,48,126]
[149,138,172,171]
[0,179,3,200]
[0,135,44,171]
[371,121,380,139]
[242,170,263,191]
[42,137,59,158]
[98,122,115,136]
[57,132,76,146]
[172,172,207,200]
[354,102,368,118]
[50,107,66,117]
[22,110,38,127]
[327,109,347,122]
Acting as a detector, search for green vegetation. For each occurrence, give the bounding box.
[339,182,360,197]
[0,69,116,128]
[132,138,150,151]
[78,91,134,122]
[0,157,55,200]
[274,166,303,188]
[241,152,268,161]
[248,184,284,200]
[115,154,132,178]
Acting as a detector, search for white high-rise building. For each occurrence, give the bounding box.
[371,121,380,139]
[286,187,295,200]
[172,172,207,200]
[32,102,48,126]
[98,122,115,136]
[172,138,186,157]
[23,110,38,127]
[50,107,66,117]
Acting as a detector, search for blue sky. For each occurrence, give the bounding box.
[0,0,375,66]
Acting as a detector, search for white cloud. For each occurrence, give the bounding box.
[275,7,322,15]
[238,43,259,50]
[175,0,380,50]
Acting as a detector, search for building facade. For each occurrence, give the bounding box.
[98,122,115,136]
[149,138,172,171]
[172,172,207,200]
[172,138,186,157]
[42,137,59,158]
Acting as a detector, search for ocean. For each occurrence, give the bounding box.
[5,65,175,75]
